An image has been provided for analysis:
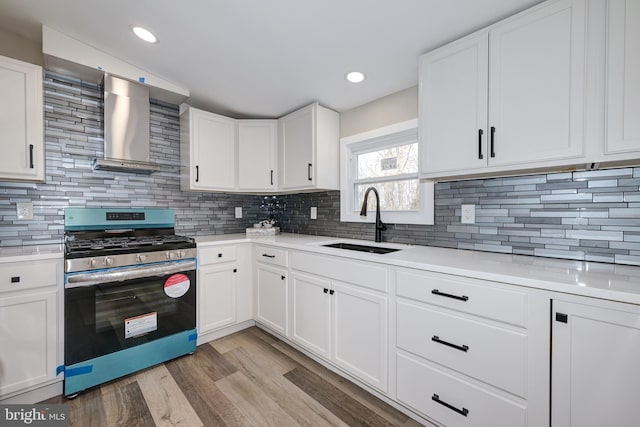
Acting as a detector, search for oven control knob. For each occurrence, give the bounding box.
[89,258,97,268]
[136,254,147,263]
[104,257,114,266]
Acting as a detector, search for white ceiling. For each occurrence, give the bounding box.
[0,0,543,118]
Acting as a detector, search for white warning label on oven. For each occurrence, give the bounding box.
[125,312,158,339]
[164,273,190,298]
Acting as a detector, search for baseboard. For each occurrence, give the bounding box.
[197,320,255,345]
[0,381,63,404]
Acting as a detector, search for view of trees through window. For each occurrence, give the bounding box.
[355,143,419,211]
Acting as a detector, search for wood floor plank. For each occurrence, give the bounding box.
[224,345,348,427]
[216,371,300,427]
[165,352,252,427]
[193,342,238,381]
[136,363,204,427]
[67,387,108,427]
[273,340,412,426]
[284,366,397,427]
[101,381,155,427]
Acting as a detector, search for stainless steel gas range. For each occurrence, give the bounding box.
[61,208,197,397]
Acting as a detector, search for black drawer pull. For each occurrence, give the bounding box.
[432,335,469,352]
[490,126,496,158]
[11,276,20,283]
[262,254,275,258]
[281,275,286,280]
[308,163,312,181]
[218,253,223,258]
[477,129,483,159]
[432,394,469,417]
[29,144,34,169]
[431,289,468,302]
[323,288,329,294]
[195,165,200,182]
[270,169,274,186]
[233,269,237,273]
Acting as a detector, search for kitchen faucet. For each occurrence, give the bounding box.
[360,187,386,242]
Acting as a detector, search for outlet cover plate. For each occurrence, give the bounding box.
[461,204,475,224]
[234,207,242,219]
[310,207,317,220]
[16,202,34,220]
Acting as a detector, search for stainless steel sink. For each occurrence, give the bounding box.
[322,242,401,254]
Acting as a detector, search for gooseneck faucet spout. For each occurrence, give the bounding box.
[360,187,386,242]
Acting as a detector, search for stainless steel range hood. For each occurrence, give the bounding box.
[93,75,160,174]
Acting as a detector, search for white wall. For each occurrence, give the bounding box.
[339,86,417,138]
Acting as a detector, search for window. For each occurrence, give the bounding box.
[340,120,434,225]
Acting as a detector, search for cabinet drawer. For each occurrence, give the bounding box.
[254,245,288,267]
[199,246,237,265]
[397,353,526,427]
[397,300,526,397]
[396,269,526,326]
[0,259,59,293]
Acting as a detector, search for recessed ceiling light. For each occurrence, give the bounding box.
[131,26,158,43]
[346,71,365,83]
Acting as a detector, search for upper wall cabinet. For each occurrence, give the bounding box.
[420,0,587,180]
[604,0,640,156]
[237,120,277,192]
[0,55,44,182]
[180,106,236,191]
[278,103,340,191]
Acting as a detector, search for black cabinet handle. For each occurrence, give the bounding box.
[233,268,237,273]
[270,170,274,186]
[29,144,34,169]
[490,126,496,158]
[432,335,469,352]
[308,163,312,181]
[195,165,200,182]
[329,289,334,295]
[478,129,484,159]
[323,288,329,294]
[432,394,469,417]
[262,253,275,258]
[281,275,286,280]
[431,289,468,302]
[218,253,223,258]
[556,312,568,323]
[11,276,20,283]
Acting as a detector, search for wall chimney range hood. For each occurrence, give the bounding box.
[92,74,161,174]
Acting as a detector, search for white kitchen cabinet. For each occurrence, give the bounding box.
[237,119,277,192]
[254,245,289,336]
[278,102,339,191]
[290,251,388,393]
[0,258,61,401]
[420,0,587,179]
[197,244,251,341]
[552,297,640,427]
[604,0,640,156]
[0,55,44,182]
[180,106,236,191]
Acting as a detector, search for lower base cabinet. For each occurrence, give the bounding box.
[552,297,640,427]
[255,263,288,336]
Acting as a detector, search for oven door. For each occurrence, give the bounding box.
[65,259,196,365]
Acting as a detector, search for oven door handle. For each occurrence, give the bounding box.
[65,260,197,288]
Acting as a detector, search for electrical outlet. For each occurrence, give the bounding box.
[234,207,242,219]
[461,204,475,224]
[16,202,34,220]
[310,207,317,220]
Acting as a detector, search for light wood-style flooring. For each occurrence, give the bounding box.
[44,327,425,426]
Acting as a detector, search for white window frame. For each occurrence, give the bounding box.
[340,119,434,225]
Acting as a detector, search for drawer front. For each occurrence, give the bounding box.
[0,259,59,293]
[199,245,238,265]
[397,353,526,427]
[291,251,387,292]
[254,245,288,267]
[397,300,526,397]
[396,269,526,326]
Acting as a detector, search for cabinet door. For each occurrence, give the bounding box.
[0,289,57,397]
[255,264,288,336]
[552,299,640,427]
[198,263,237,333]
[488,0,585,166]
[291,272,331,359]
[237,120,277,191]
[332,281,388,393]
[191,109,236,190]
[420,32,489,175]
[0,56,44,182]
[605,0,640,154]
[278,104,314,189]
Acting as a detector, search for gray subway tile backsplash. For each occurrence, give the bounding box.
[1,72,640,267]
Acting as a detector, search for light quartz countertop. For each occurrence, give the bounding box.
[195,233,640,305]
[0,244,63,262]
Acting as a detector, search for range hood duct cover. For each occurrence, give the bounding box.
[93,74,160,174]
